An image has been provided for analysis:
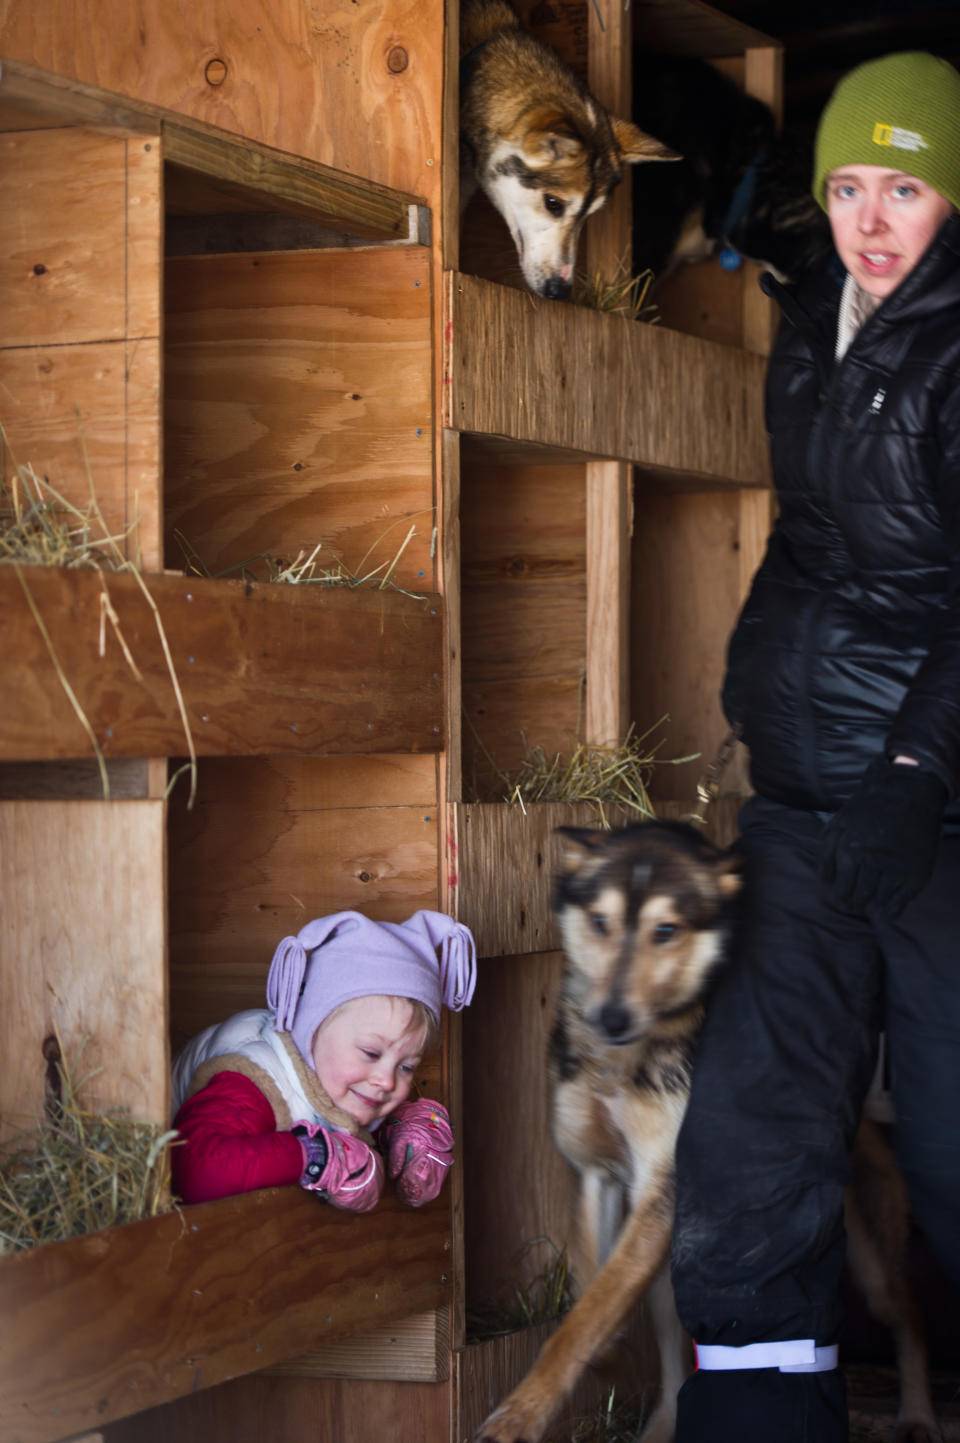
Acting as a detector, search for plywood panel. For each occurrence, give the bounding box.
[631,484,748,799]
[445,273,771,486]
[101,1370,450,1443]
[585,460,631,744]
[0,0,444,207]
[0,57,420,242]
[0,1185,451,1443]
[462,950,579,1305]
[0,128,162,567]
[0,800,167,1135]
[460,457,586,792]
[167,759,440,1044]
[264,1307,448,1382]
[0,566,442,762]
[456,1317,654,1443]
[164,246,434,589]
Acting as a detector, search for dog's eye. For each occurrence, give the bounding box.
[590,913,609,936]
[544,194,565,217]
[652,922,677,944]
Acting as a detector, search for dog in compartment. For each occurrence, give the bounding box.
[459,0,680,299]
[477,820,941,1443]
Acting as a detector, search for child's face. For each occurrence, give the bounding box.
[311,995,426,1127]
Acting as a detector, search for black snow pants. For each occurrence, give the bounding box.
[670,795,960,1443]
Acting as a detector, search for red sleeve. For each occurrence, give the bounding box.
[172,1070,305,1204]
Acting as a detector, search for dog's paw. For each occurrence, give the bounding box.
[476,1390,551,1443]
[894,1420,943,1443]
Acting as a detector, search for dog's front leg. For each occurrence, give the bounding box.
[476,1168,674,1443]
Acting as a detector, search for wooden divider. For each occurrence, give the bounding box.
[0,125,162,569]
[444,273,770,485]
[0,799,168,1135]
[0,1185,451,1443]
[0,567,442,762]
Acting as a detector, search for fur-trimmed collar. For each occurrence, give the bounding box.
[181,1024,374,1143]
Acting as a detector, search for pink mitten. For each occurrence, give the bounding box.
[292,1120,384,1213]
[380,1099,454,1207]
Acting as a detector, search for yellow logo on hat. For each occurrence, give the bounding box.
[872,122,928,151]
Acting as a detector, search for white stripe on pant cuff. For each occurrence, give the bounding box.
[695,1340,839,1373]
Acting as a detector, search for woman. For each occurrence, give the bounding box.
[670,51,960,1442]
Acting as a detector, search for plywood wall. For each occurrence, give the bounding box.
[167,754,441,1048]
[0,0,444,208]
[0,127,162,568]
[164,245,435,588]
[0,800,168,1135]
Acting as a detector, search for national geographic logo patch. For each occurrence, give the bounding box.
[872,122,929,152]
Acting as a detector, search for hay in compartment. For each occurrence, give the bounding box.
[563,1388,653,1443]
[173,511,434,600]
[573,256,659,324]
[0,1037,178,1255]
[0,460,137,571]
[500,718,698,826]
[0,436,199,806]
[466,1240,573,1342]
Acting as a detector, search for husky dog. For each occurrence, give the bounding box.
[631,52,836,284]
[477,821,940,1443]
[460,0,679,299]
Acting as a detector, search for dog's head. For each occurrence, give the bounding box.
[552,820,741,1045]
[474,104,679,300]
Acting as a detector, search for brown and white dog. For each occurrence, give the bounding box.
[460,0,678,299]
[477,820,940,1443]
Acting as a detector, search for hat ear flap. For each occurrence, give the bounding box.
[404,910,478,1012]
[267,911,359,1031]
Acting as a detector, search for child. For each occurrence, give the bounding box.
[171,909,477,1212]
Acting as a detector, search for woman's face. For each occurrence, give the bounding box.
[826,164,954,299]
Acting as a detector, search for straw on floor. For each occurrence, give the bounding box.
[0,1037,177,1255]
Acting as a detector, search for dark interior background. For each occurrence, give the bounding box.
[721,0,960,134]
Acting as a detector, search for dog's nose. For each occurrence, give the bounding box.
[598,1002,632,1040]
[542,276,572,301]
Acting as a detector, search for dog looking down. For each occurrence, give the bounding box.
[477,820,941,1443]
[460,0,679,299]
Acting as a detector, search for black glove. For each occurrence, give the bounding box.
[820,757,947,919]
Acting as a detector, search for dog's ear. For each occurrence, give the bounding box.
[554,826,606,874]
[611,118,682,165]
[521,108,585,167]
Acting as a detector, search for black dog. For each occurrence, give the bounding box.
[631,52,836,284]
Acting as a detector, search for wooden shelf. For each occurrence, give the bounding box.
[0,567,442,762]
[631,0,781,57]
[443,273,771,487]
[0,1186,452,1443]
[0,55,423,243]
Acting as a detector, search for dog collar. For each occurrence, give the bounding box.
[719,147,769,271]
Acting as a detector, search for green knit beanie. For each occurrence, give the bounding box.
[813,51,960,212]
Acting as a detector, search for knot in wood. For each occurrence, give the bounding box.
[387,46,408,73]
[204,57,228,86]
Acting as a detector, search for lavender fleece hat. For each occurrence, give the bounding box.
[266,909,478,1067]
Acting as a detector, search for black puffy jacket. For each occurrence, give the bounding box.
[724,212,960,812]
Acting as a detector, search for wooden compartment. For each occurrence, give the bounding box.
[0,1185,451,1443]
[0,53,452,1443]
